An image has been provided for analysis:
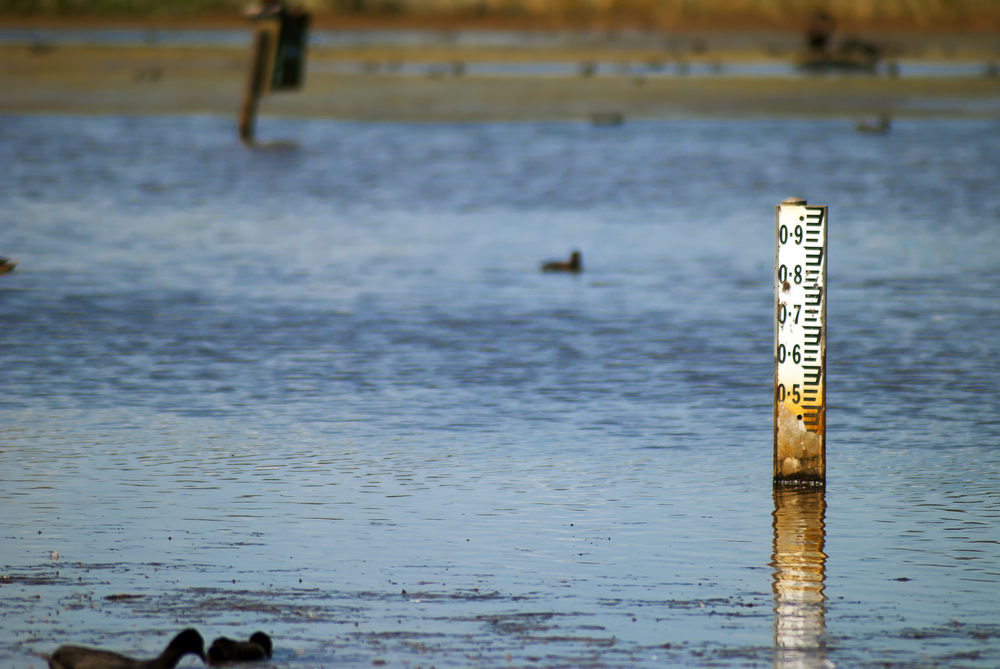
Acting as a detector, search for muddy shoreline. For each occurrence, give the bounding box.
[2,41,999,120]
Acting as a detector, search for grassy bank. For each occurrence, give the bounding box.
[2,0,999,32]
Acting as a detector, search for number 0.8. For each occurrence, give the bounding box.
[778,264,803,285]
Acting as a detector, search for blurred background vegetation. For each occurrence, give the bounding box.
[1,0,998,30]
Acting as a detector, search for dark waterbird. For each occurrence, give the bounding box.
[589,112,624,127]
[207,633,272,664]
[48,629,205,669]
[855,114,891,135]
[541,250,582,273]
[0,257,16,274]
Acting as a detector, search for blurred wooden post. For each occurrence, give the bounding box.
[238,6,309,144]
[774,197,827,486]
[238,27,272,144]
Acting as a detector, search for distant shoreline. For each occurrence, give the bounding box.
[3,42,998,121]
[2,14,997,67]
[1,11,999,35]
[4,10,998,123]
[1,23,997,63]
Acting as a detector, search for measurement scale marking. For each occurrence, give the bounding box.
[774,199,827,484]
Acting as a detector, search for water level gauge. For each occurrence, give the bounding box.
[774,198,827,485]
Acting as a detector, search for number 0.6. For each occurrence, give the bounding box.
[776,344,801,364]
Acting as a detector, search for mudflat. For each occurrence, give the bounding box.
[2,40,998,120]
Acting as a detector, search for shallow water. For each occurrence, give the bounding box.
[2,116,1000,668]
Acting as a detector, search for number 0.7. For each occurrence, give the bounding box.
[777,304,802,325]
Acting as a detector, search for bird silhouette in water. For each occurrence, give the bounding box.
[207,632,272,664]
[48,629,205,669]
[855,114,891,134]
[541,250,582,273]
[0,257,16,274]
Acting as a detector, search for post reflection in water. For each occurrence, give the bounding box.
[771,486,828,669]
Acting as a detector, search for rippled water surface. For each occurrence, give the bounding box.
[2,116,1000,669]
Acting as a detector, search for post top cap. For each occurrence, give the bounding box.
[782,197,807,205]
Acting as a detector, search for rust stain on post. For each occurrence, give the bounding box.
[774,198,827,486]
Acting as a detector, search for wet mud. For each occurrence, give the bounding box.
[2,562,777,667]
[11,557,999,668]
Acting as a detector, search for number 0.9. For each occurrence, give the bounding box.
[778,225,804,245]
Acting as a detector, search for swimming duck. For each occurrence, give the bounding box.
[855,113,891,134]
[541,250,582,274]
[206,633,272,664]
[0,257,16,274]
[48,629,205,669]
[589,112,624,127]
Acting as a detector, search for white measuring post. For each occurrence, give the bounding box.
[774,197,827,485]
